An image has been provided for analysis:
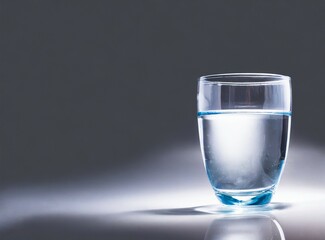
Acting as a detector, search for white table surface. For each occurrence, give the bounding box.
[0,140,324,239]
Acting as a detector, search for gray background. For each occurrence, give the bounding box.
[1,1,324,186]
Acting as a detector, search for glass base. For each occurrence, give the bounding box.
[215,188,274,206]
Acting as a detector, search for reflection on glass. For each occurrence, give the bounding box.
[204,215,285,240]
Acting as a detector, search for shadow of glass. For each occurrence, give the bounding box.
[131,202,291,216]
[196,202,291,214]
[205,214,285,240]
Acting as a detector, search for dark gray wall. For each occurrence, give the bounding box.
[1,1,324,185]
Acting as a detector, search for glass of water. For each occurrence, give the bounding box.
[197,73,291,206]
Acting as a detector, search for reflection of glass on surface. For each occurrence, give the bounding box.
[204,215,285,240]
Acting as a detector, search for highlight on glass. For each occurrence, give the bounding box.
[197,73,292,206]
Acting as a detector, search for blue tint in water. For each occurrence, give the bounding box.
[198,111,291,205]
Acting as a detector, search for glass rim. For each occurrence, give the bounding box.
[199,73,290,85]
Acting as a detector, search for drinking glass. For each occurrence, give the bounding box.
[197,73,291,206]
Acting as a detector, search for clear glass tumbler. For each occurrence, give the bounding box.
[197,73,291,206]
